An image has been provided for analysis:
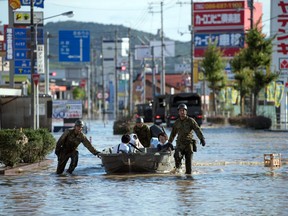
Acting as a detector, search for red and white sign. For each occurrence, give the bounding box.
[192,1,247,58]
[271,0,288,77]
[32,74,40,86]
[80,79,86,87]
[193,1,245,31]
[97,92,109,99]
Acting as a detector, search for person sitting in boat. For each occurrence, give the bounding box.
[112,134,132,154]
[157,132,174,152]
[150,137,159,148]
[150,123,165,138]
[133,117,151,147]
[129,133,144,152]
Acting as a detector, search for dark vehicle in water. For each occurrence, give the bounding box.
[135,103,153,122]
[166,93,203,127]
[152,94,166,125]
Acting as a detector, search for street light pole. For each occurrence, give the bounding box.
[35,11,73,95]
[190,0,194,92]
[30,9,74,129]
[30,0,36,129]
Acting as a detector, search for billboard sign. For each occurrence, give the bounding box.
[194,1,245,31]
[52,100,83,119]
[271,0,288,78]
[14,11,43,25]
[194,31,244,57]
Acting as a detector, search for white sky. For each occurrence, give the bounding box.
[0,0,270,42]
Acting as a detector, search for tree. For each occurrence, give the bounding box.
[72,87,86,100]
[230,50,253,116]
[240,19,278,116]
[201,42,226,114]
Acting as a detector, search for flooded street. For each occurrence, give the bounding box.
[1,120,288,216]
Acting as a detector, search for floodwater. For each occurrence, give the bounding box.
[1,120,288,216]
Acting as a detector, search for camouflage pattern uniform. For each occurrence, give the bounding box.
[55,128,99,174]
[168,116,205,174]
[133,124,151,147]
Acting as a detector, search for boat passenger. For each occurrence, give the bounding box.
[168,103,206,175]
[157,132,174,152]
[112,134,132,154]
[133,117,151,147]
[150,137,159,148]
[129,133,144,152]
[55,120,101,174]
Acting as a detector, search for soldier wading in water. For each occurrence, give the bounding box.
[55,120,101,174]
[168,103,206,175]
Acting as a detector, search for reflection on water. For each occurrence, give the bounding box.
[0,121,288,215]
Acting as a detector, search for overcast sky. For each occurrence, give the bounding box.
[0,0,270,42]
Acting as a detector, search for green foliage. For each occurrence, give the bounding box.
[113,118,131,135]
[228,116,271,129]
[0,130,25,167]
[201,42,226,113]
[21,129,43,163]
[0,129,56,167]
[231,19,278,116]
[245,115,272,129]
[72,87,86,100]
[206,116,225,125]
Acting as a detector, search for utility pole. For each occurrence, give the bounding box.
[176,0,194,92]
[249,0,254,29]
[190,0,194,92]
[101,37,106,126]
[160,1,165,94]
[152,46,156,98]
[114,30,118,119]
[30,0,36,129]
[128,28,133,117]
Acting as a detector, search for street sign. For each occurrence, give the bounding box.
[13,27,43,74]
[32,74,40,86]
[59,30,90,62]
[37,44,45,74]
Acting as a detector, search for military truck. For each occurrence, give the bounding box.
[166,93,203,127]
[135,103,153,122]
[152,94,166,125]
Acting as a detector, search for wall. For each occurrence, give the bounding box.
[0,96,52,130]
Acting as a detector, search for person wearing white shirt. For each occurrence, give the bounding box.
[112,134,132,154]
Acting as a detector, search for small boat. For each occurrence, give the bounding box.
[99,148,175,174]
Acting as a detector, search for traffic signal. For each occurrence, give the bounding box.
[116,65,126,71]
[50,71,57,76]
[121,65,126,71]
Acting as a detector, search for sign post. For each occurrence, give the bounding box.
[32,74,40,129]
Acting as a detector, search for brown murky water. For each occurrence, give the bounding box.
[1,121,287,215]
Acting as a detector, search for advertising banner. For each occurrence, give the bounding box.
[194,1,245,31]
[52,100,83,119]
[271,0,288,78]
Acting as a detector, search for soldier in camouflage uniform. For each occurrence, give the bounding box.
[55,120,100,174]
[133,117,151,147]
[168,104,206,174]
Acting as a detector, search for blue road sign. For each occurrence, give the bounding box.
[13,27,43,74]
[59,30,90,62]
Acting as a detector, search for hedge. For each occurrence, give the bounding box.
[0,128,56,167]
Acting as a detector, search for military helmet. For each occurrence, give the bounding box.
[136,117,144,123]
[177,103,187,110]
[75,120,84,127]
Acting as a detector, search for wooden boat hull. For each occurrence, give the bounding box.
[99,148,174,174]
